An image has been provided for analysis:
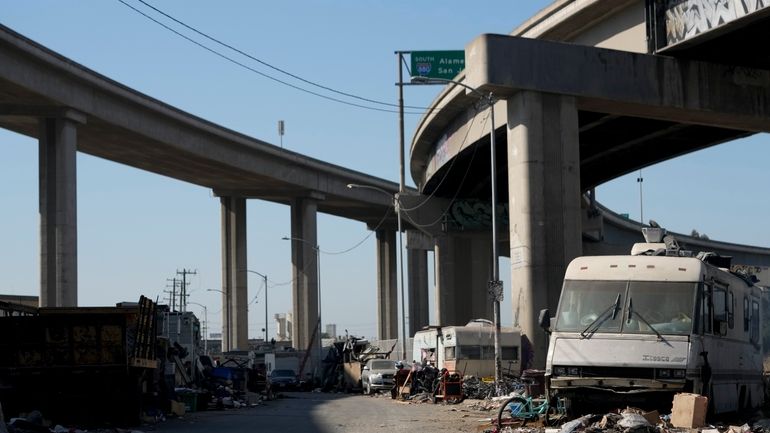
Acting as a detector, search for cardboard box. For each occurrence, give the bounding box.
[170,400,186,417]
[642,410,660,425]
[671,393,708,428]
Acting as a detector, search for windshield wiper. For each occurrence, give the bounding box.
[626,297,666,342]
[580,293,621,338]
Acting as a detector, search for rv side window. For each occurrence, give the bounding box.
[461,346,481,360]
[702,285,712,334]
[727,291,734,329]
[501,346,519,361]
[713,287,727,323]
[444,346,456,361]
[751,300,760,344]
[744,297,750,332]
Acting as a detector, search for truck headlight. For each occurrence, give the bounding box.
[657,369,671,378]
[568,367,580,376]
[553,367,566,376]
[673,369,686,378]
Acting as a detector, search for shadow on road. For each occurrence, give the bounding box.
[153,392,363,433]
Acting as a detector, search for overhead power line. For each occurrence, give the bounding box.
[135,0,430,111]
[116,0,435,114]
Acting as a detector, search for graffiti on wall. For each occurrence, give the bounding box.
[664,0,770,46]
[447,199,509,231]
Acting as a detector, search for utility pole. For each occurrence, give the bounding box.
[165,278,180,312]
[395,50,409,359]
[637,169,644,224]
[176,268,197,312]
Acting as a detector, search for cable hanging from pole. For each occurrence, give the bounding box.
[116,0,443,114]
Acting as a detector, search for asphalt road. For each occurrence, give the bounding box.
[152,392,494,433]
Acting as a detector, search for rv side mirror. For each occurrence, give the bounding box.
[538,309,551,331]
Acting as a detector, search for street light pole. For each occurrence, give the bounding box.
[243,269,269,342]
[347,183,407,359]
[411,75,503,394]
[282,236,322,367]
[187,301,208,355]
[206,288,227,352]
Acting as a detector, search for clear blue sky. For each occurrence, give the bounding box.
[1,1,768,341]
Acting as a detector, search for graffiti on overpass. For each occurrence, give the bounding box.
[447,199,508,231]
[664,0,770,46]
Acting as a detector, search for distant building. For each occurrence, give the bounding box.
[274,313,292,342]
[325,323,337,339]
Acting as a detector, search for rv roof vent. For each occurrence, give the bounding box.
[643,227,666,243]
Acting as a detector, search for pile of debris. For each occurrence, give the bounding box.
[463,376,524,400]
[0,405,148,433]
[488,409,760,433]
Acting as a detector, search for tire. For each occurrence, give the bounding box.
[498,396,530,428]
[544,403,562,426]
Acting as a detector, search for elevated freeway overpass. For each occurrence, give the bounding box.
[409,0,770,367]
[0,23,415,356]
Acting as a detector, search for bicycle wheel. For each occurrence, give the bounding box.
[497,396,530,428]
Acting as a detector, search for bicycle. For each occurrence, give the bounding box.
[497,394,567,428]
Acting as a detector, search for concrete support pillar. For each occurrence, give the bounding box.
[290,198,319,358]
[507,91,582,369]
[375,229,398,340]
[407,248,429,335]
[39,117,78,307]
[434,234,493,326]
[220,196,248,352]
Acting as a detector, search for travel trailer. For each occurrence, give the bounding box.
[412,319,521,378]
[543,227,764,413]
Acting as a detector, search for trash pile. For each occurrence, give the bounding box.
[479,392,770,433]
[488,408,762,433]
[463,376,525,400]
[0,405,148,433]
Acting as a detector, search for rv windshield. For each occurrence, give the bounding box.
[555,280,625,333]
[624,281,696,335]
[555,280,697,335]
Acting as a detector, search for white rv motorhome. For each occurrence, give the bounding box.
[544,227,764,414]
[412,319,521,378]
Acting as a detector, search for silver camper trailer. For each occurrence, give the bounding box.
[412,319,521,378]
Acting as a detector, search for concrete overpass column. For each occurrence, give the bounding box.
[220,196,248,352]
[375,229,398,340]
[39,116,79,307]
[406,230,432,334]
[434,235,457,325]
[469,235,493,321]
[506,91,582,369]
[290,198,319,357]
[407,248,429,335]
[434,234,492,326]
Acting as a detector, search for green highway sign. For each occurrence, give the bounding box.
[410,50,465,80]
